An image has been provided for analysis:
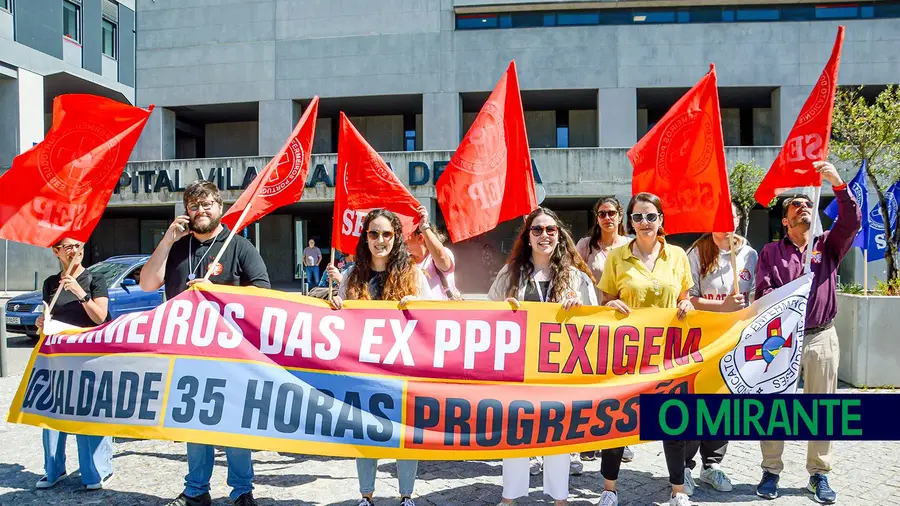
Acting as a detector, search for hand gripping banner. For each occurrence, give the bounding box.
[8,275,811,460]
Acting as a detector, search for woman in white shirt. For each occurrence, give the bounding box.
[683,202,758,495]
[488,207,596,506]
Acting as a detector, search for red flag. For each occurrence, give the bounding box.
[0,94,152,247]
[222,96,318,231]
[627,64,733,234]
[332,113,420,254]
[436,60,536,243]
[755,26,844,205]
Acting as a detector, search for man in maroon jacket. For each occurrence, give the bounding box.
[753,161,861,505]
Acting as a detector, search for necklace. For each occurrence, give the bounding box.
[188,229,223,281]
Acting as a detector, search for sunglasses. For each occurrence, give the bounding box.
[529,225,559,237]
[789,200,813,210]
[597,210,619,219]
[367,230,395,241]
[631,213,661,224]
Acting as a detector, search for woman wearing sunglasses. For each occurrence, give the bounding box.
[679,202,757,496]
[597,192,695,506]
[488,207,597,506]
[574,196,633,463]
[330,209,431,506]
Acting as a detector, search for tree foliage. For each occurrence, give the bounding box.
[729,160,776,238]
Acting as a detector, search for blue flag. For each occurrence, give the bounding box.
[866,180,900,262]
[825,160,868,249]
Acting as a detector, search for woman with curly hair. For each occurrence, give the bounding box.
[331,209,431,506]
[488,207,597,506]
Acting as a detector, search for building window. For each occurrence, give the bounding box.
[556,111,569,149]
[63,1,80,42]
[404,130,416,152]
[0,0,10,13]
[102,19,116,58]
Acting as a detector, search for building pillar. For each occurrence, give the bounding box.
[423,92,461,151]
[772,86,809,144]
[259,99,301,156]
[598,88,637,148]
[131,107,176,161]
[17,69,44,153]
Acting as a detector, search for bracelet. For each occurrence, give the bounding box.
[419,222,431,231]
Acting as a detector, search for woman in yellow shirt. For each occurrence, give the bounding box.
[597,192,695,506]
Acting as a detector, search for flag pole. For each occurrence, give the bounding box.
[729,232,740,295]
[44,253,80,320]
[202,199,255,282]
[328,247,335,302]
[864,248,869,293]
[804,186,823,275]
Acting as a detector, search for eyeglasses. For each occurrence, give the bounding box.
[367,230,395,241]
[529,225,559,237]
[187,200,217,212]
[789,200,813,210]
[631,213,661,224]
[54,244,82,252]
[597,210,618,219]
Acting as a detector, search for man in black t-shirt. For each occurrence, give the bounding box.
[141,181,269,506]
[34,238,113,491]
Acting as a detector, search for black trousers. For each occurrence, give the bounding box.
[662,440,687,486]
[684,440,728,470]
[599,447,625,481]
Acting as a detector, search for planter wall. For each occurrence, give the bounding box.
[836,293,900,388]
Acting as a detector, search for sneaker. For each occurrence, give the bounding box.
[400,498,415,506]
[598,490,618,506]
[234,492,259,506]
[581,450,597,461]
[683,467,696,496]
[699,464,733,492]
[35,473,67,489]
[621,446,634,463]
[569,453,584,476]
[359,497,375,506]
[668,492,691,506]
[807,474,837,504]
[84,473,114,490]
[529,456,543,475]
[165,493,213,506]
[756,471,779,500]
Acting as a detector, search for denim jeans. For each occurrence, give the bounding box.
[356,458,418,497]
[184,443,253,501]
[305,266,321,286]
[42,429,112,485]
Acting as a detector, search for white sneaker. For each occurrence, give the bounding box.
[669,492,691,506]
[529,456,543,475]
[598,490,618,506]
[35,473,67,489]
[699,464,733,492]
[683,467,696,496]
[569,453,583,475]
[84,473,113,491]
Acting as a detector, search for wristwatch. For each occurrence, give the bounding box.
[419,222,432,231]
[78,294,91,304]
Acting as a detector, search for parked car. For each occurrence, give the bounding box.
[4,255,164,341]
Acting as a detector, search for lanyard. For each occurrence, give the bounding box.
[187,230,223,280]
[530,274,553,303]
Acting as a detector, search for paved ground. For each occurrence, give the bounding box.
[0,333,898,506]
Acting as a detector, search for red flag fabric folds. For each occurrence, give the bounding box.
[332,113,420,255]
[755,26,845,205]
[222,97,319,231]
[437,60,536,243]
[627,64,733,234]
[0,94,153,247]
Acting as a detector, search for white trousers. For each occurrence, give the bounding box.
[502,454,570,501]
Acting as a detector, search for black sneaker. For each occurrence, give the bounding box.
[234,492,259,506]
[358,498,375,506]
[621,446,634,463]
[756,471,779,500]
[165,493,213,506]
[808,474,837,504]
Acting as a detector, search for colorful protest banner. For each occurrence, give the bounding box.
[8,275,811,460]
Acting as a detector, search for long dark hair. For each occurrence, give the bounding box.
[688,203,746,279]
[626,192,666,236]
[586,196,626,254]
[504,207,594,301]
[345,209,419,301]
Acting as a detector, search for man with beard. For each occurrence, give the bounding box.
[141,180,270,506]
[753,161,860,505]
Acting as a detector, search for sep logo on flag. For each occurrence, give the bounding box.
[455,102,507,176]
[262,137,304,197]
[656,111,714,181]
[720,296,805,394]
[796,72,832,127]
[38,123,119,199]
